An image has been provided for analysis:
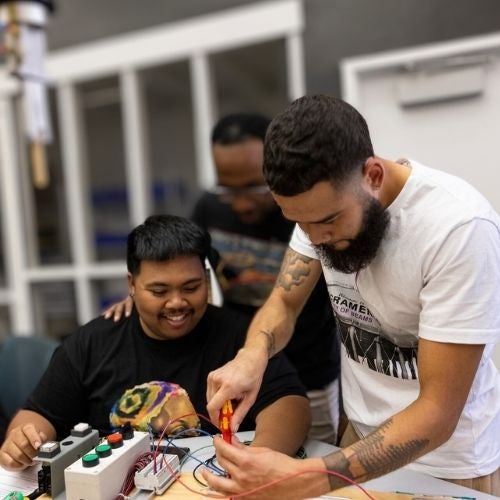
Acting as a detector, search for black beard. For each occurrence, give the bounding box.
[314,197,390,274]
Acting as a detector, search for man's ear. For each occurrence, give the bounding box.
[363,156,384,191]
[127,272,135,297]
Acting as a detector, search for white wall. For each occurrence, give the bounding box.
[341,33,500,368]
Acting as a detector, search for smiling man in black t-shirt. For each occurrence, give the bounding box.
[104,114,341,444]
[0,215,309,471]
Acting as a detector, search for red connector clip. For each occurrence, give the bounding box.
[219,400,233,444]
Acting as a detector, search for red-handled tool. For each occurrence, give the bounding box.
[219,400,233,444]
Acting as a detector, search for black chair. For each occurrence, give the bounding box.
[0,336,59,421]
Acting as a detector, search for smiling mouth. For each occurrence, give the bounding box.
[161,310,191,326]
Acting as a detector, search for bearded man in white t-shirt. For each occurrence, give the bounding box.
[202,94,500,499]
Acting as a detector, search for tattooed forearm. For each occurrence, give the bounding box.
[349,420,429,480]
[323,419,430,490]
[276,249,313,291]
[321,451,354,490]
[259,329,276,357]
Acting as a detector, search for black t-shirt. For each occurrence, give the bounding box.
[192,193,340,390]
[0,404,8,445]
[24,305,305,440]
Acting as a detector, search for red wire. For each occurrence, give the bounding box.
[152,411,218,471]
[116,451,154,498]
[147,413,377,499]
[151,461,377,499]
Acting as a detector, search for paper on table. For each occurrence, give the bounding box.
[0,464,40,496]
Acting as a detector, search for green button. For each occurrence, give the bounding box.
[3,493,26,500]
[95,443,112,457]
[82,452,99,467]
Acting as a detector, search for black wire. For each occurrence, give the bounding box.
[193,461,209,487]
[192,454,226,487]
[189,440,307,488]
[26,488,44,500]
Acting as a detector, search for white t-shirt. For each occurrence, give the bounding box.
[290,160,500,478]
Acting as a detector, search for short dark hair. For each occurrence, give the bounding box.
[127,215,211,276]
[263,95,374,196]
[211,113,271,145]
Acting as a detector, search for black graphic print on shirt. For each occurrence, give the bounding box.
[329,283,418,380]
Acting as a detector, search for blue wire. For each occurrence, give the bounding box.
[146,423,156,444]
[170,427,214,439]
[158,427,224,475]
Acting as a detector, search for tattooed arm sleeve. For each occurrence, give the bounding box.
[244,248,323,358]
[323,418,429,490]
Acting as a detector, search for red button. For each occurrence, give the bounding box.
[107,432,123,448]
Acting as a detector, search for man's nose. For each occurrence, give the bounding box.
[305,224,332,245]
[164,292,187,308]
[231,194,256,214]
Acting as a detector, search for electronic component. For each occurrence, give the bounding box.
[118,422,134,440]
[95,443,112,458]
[154,444,190,460]
[64,430,150,500]
[70,423,92,438]
[2,492,28,500]
[37,441,60,459]
[81,453,99,468]
[219,400,233,443]
[106,432,123,449]
[134,454,180,495]
[33,423,99,497]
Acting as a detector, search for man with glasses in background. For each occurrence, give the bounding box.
[192,113,341,444]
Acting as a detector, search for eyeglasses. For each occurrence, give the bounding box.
[210,185,270,200]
